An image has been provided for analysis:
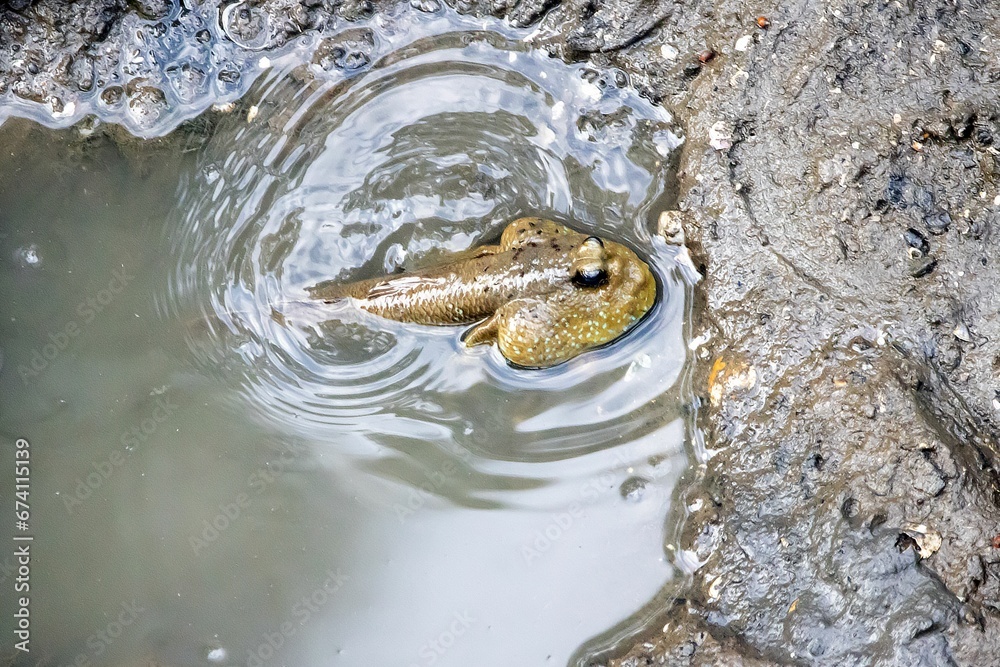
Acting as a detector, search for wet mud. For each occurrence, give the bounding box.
[579,0,1000,664]
[4,0,1000,664]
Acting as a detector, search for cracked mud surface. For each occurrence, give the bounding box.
[4,0,1000,664]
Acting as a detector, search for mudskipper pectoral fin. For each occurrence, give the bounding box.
[463,298,569,369]
[492,297,594,369]
[462,311,501,347]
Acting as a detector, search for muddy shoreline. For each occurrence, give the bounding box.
[4,0,1000,664]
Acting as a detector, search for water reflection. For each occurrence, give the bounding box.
[162,10,686,467]
[156,12,691,663]
[0,7,692,667]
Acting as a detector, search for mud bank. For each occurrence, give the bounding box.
[4,0,1000,665]
[580,0,1000,663]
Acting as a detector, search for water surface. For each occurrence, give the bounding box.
[0,8,691,666]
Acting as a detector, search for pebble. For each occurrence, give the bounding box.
[903,228,929,257]
[924,210,951,235]
[708,356,757,406]
[620,476,649,502]
[660,44,679,60]
[709,121,732,150]
[657,211,688,245]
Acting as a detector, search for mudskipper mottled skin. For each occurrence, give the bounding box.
[307,218,656,368]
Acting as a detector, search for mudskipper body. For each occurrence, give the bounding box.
[308,218,656,368]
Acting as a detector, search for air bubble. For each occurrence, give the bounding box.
[15,244,42,268]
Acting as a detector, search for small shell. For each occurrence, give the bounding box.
[902,523,942,559]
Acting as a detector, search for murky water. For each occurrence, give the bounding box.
[0,8,691,667]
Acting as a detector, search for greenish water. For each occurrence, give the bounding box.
[0,9,691,667]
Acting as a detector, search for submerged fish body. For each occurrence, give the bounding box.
[307,217,656,368]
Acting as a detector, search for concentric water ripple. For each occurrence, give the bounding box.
[161,8,688,471]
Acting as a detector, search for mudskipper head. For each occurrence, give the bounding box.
[494,227,658,368]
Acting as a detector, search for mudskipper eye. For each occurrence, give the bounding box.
[571,235,609,287]
[572,266,608,288]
